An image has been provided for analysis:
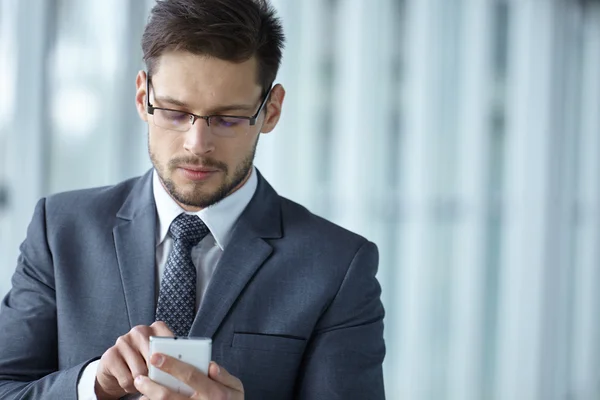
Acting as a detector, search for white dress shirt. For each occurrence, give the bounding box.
[77,167,258,400]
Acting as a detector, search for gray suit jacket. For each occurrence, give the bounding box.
[0,170,385,399]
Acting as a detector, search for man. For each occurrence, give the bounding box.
[0,0,386,399]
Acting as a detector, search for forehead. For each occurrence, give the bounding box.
[151,51,262,104]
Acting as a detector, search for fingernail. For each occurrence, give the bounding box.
[135,375,144,385]
[213,362,221,375]
[152,354,165,367]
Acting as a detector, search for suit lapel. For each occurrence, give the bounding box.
[190,171,282,338]
[113,171,157,329]
[190,234,272,338]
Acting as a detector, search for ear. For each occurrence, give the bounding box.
[260,84,285,134]
[135,70,149,122]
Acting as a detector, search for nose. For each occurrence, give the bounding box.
[183,117,215,155]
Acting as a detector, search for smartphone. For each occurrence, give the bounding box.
[148,336,212,397]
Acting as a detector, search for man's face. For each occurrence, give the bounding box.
[134,52,284,211]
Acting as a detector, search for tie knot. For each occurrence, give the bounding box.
[169,214,209,246]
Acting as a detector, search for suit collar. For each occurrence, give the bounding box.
[234,169,282,240]
[116,169,155,221]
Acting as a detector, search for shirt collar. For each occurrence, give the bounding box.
[152,167,258,250]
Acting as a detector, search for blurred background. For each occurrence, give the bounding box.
[1,0,600,399]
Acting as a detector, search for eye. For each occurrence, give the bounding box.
[211,116,244,128]
[162,110,191,124]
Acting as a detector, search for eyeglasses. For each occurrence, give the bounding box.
[146,74,272,138]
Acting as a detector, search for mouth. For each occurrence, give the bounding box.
[177,165,221,181]
[179,165,220,173]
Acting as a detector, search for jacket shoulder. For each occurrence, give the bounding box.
[43,174,144,218]
[278,196,370,251]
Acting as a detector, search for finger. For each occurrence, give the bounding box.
[151,353,212,389]
[134,375,187,400]
[129,325,153,364]
[208,362,244,393]
[115,335,149,381]
[150,321,174,337]
[103,353,138,394]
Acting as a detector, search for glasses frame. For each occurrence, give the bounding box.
[145,74,273,132]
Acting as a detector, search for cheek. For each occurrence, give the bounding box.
[230,134,259,158]
[210,135,254,165]
[149,130,183,158]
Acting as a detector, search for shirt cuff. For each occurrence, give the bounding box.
[77,359,100,400]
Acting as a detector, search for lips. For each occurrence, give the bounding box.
[177,165,220,181]
[179,165,220,173]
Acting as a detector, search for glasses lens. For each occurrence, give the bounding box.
[153,109,191,132]
[209,116,251,137]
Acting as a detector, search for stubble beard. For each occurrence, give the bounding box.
[149,136,259,209]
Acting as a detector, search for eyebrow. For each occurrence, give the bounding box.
[153,94,257,115]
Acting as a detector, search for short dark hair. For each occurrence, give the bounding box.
[142,0,285,92]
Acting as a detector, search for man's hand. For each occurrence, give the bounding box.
[95,321,174,399]
[134,354,244,400]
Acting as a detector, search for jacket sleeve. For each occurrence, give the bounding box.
[294,240,386,400]
[0,198,93,399]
